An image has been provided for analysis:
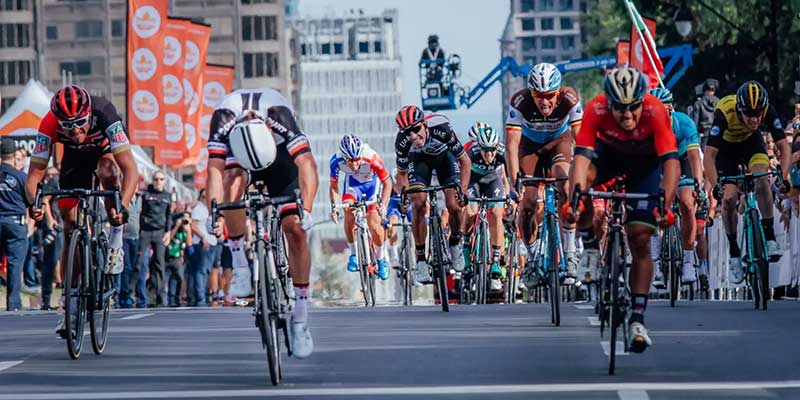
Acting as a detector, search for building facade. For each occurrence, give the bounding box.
[500,0,583,118]
[0,0,36,114]
[291,9,402,238]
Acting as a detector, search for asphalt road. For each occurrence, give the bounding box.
[0,300,799,400]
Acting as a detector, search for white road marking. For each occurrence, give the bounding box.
[120,313,154,320]
[574,304,594,310]
[3,381,800,399]
[0,361,23,372]
[618,389,650,400]
[600,341,629,356]
[587,316,600,326]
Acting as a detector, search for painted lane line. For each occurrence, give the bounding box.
[587,316,600,326]
[600,341,629,356]
[120,313,154,320]
[3,381,800,399]
[574,304,594,310]
[618,389,650,400]
[0,361,23,372]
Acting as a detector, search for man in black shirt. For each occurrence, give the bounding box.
[136,171,172,307]
[0,139,29,311]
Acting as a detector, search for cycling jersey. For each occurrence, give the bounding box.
[671,111,700,157]
[575,93,678,161]
[394,113,464,171]
[708,95,785,145]
[329,143,389,184]
[467,143,506,176]
[505,86,583,144]
[33,96,130,162]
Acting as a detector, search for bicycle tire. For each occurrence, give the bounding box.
[367,244,377,307]
[258,240,281,385]
[477,223,489,305]
[505,239,518,304]
[607,231,624,375]
[668,226,681,308]
[748,209,769,310]
[64,230,87,360]
[89,258,112,355]
[403,232,414,306]
[547,216,560,326]
[357,228,371,307]
[432,225,449,312]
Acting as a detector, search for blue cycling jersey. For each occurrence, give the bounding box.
[672,111,700,156]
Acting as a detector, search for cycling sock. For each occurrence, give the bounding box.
[650,235,660,261]
[491,245,501,262]
[380,243,389,260]
[389,244,398,261]
[415,245,426,262]
[292,284,309,323]
[562,228,576,253]
[631,294,648,322]
[448,232,462,247]
[727,233,741,257]
[106,225,123,250]
[761,218,776,241]
[579,229,598,250]
[348,242,356,256]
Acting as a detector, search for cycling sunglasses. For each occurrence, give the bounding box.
[532,90,559,100]
[480,147,497,153]
[58,116,90,130]
[609,101,642,113]
[403,123,424,136]
[739,108,766,118]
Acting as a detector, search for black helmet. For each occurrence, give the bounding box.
[428,34,439,44]
[702,78,718,91]
[736,80,768,116]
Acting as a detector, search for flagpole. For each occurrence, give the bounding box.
[624,0,665,88]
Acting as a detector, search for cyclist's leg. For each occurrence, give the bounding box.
[678,178,697,282]
[342,177,359,271]
[408,154,431,265]
[548,135,577,278]
[462,179,481,234]
[749,149,778,252]
[716,146,745,264]
[517,136,544,249]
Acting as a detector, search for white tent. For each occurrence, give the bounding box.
[0,79,52,136]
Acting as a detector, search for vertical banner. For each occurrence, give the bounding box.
[127,0,168,147]
[616,40,630,67]
[630,18,663,89]
[155,17,190,165]
[182,22,211,159]
[194,64,235,189]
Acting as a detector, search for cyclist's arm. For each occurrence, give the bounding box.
[369,153,392,209]
[379,176,393,211]
[505,127,521,185]
[295,152,318,212]
[112,149,139,209]
[567,99,583,140]
[394,132,410,192]
[457,152,471,195]
[652,104,679,209]
[26,120,54,205]
[396,170,409,192]
[206,158,225,210]
[571,97,601,199]
[25,160,47,206]
[329,155,340,204]
[687,147,704,188]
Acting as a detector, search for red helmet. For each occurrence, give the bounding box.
[395,105,424,131]
[51,85,92,120]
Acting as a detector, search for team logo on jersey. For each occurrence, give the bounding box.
[203,82,226,108]
[165,113,184,143]
[162,75,183,105]
[163,36,182,66]
[509,110,516,118]
[132,6,161,39]
[184,123,196,150]
[710,126,720,137]
[184,40,200,70]
[773,118,783,130]
[132,48,157,81]
[132,90,159,122]
[199,115,212,141]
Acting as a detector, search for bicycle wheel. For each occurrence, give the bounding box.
[477,224,489,305]
[505,238,518,304]
[258,241,281,385]
[606,231,624,375]
[403,233,414,306]
[367,244,377,307]
[432,225,450,312]
[64,230,88,360]
[748,209,769,310]
[547,217,561,326]
[356,230,371,307]
[89,242,112,355]
[667,226,680,308]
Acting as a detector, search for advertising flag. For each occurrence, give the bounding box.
[154,17,190,165]
[182,22,211,159]
[194,64,235,189]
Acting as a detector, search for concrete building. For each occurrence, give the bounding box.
[500,0,583,118]
[34,0,300,116]
[0,0,36,114]
[290,9,402,238]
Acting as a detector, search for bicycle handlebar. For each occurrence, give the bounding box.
[465,196,509,204]
[35,184,121,212]
[333,199,379,210]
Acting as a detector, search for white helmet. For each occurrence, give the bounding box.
[527,63,562,93]
[228,119,277,171]
[475,124,499,149]
[468,121,489,141]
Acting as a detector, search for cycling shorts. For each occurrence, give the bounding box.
[467,173,506,208]
[228,147,301,220]
[407,152,460,188]
[342,175,379,213]
[708,132,769,178]
[58,147,111,209]
[519,133,572,177]
[679,154,695,188]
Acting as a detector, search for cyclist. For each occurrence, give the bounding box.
[649,87,704,286]
[463,122,480,152]
[26,85,139,334]
[329,134,393,280]
[207,87,317,359]
[704,81,791,284]
[462,122,509,291]
[394,105,470,284]
[505,63,583,286]
[566,67,679,353]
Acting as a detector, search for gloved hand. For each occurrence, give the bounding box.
[653,207,676,228]
[301,208,314,232]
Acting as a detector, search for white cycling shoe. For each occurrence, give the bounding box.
[629,322,652,353]
[414,261,433,285]
[290,318,314,359]
[767,240,782,262]
[681,263,696,284]
[578,248,600,283]
[729,257,744,284]
[449,243,465,272]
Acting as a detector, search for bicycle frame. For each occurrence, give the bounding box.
[334,196,379,307]
[465,195,507,305]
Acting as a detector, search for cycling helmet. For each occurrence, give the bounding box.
[51,85,92,120]
[228,119,276,171]
[469,121,489,141]
[649,87,673,105]
[396,105,424,131]
[476,124,499,149]
[604,66,647,107]
[339,133,364,160]
[736,80,768,115]
[527,63,562,93]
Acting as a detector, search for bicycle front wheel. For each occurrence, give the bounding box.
[547,217,561,327]
[432,226,450,312]
[64,230,88,360]
[89,244,112,355]
[748,209,769,310]
[403,234,414,306]
[477,224,489,305]
[606,231,624,375]
[258,242,281,385]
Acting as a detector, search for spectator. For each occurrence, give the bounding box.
[166,210,192,307]
[136,171,172,308]
[187,189,216,307]
[688,78,719,148]
[119,191,144,308]
[36,167,63,310]
[0,139,29,311]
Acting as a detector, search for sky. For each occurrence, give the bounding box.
[297,0,511,137]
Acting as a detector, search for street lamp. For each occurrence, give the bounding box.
[674,1,693,39]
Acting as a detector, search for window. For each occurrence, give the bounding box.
[321,43,330,54]
[541,0,554,10]
[112,19,123,38]
[559,0,574,10]
[0,96,15,114]
[358,41,368,53]
[300,43,307,55]
[374,41,382,53]
[521,37,536,51]
[1,0,28,10]
[521,18,535,31]
[561,36,575,50]
[243,52,279,77]
[542,55,556,63]
[527,57,537,66]
[334,42,343,54]
[541,18,554,30]
[75,20,102,38]
[0,60,31,85]
[0,24,30,47]
[59,61,92,76]
[46,25,58,40]
[542,37,556,49]
[520,0,534,12]
[241,15,277,41]
[560,17,573,30]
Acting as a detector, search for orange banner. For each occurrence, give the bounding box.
[194,64,235,189]
[127,0,168,147]
[630,18,663,89]
[182,22,211,159]
[616,40,630,67]
[154,17,190,165]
